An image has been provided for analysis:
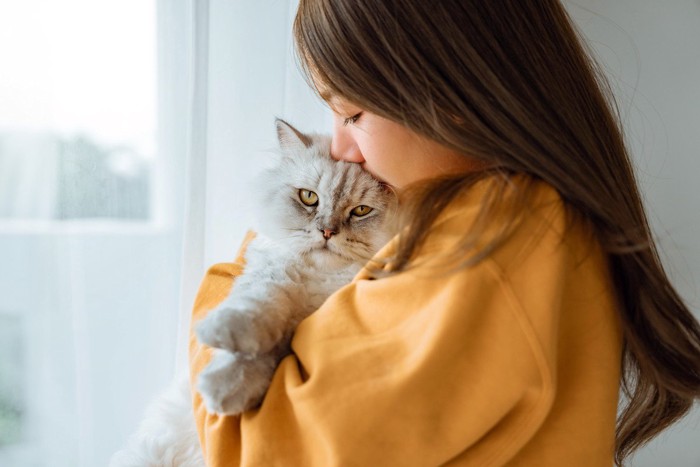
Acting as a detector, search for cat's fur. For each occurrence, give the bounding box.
[110,119,395,466]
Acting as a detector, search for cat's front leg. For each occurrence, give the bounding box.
[196,301,269,354]
[195,279,301,355]
[197,349,278,415]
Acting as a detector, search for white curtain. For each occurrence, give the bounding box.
[0,1,698,466]
[0,0,188,464]
[0,0,327,465]
[174,0,331,370]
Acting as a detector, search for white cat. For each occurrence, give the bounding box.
[110,119,396,466]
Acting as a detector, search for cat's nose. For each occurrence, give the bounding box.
[320,228,337,239]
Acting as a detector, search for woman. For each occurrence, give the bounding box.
[190,1,700,465]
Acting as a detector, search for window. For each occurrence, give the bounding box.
[0,0,157,224]
[0,1,172,465]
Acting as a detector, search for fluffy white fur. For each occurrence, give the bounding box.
[109,376,203,467]
[110,119,395,466]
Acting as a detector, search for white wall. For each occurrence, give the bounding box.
[566,1,700,465]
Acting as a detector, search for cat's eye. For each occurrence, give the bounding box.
[298,189,319,206]
[351,205,373,217]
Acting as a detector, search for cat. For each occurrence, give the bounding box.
[109,119,396,466]
[195,119,396,414]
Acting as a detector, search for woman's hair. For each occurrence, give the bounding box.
[294,0,700,464]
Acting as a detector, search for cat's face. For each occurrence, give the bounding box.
[256,119,396,266]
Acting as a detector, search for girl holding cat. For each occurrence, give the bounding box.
[190,1,700,465]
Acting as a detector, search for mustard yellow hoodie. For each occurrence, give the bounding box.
[189,178,622,466]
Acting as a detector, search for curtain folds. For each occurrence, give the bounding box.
[175,0,210,375]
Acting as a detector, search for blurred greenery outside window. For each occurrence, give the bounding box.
[0,132,151,221]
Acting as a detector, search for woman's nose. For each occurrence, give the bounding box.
[330,123,364,163]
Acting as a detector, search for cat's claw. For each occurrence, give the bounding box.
[197,350,277,415]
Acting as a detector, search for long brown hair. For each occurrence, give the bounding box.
[293,1,700,464]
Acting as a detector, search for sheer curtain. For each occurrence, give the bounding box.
[0,1,698,466]
[0,0,188,465]
[0,0,325,465]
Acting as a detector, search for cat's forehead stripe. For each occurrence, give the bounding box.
[331,167,347,207]
[348,171,364,204]
[359,185,369,201]
[340,167,366,208]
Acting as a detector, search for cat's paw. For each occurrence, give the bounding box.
[195,305,269,354]
[197,350,277,416]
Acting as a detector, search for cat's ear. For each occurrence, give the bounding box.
[275,118,312,153]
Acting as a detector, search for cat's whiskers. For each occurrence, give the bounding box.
[345,237,371,248]
[277,227,313,242]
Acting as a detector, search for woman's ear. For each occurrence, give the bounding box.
[275,118,312,153]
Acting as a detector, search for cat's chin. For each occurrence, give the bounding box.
[308,244,359,267]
